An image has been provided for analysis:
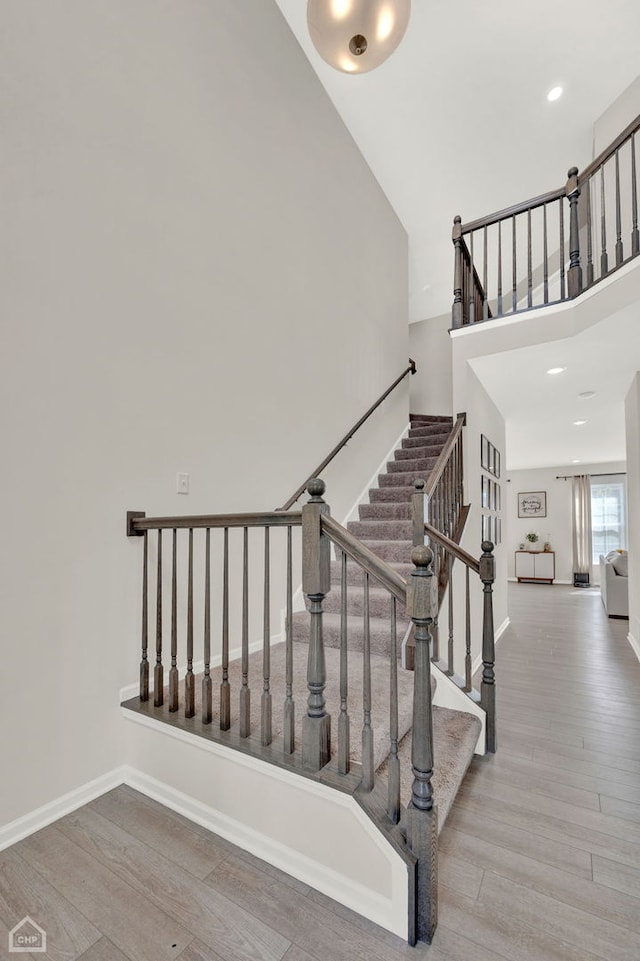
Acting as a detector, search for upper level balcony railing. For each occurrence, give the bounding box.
[451,114,640,328]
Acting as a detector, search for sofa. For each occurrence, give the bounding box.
[599,551,629,618]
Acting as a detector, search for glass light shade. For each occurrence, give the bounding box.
[307,0,411,74]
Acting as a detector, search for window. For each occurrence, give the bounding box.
[591,474,627,566]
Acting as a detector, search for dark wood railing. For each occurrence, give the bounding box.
[452,113,640,326]
[128,482,438,943]
[278,359,416,510]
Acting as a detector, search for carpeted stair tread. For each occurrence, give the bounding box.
[386,457,438,474]
[323,584,407,619]
[376,705,481,833]
[370,487,419,503]
[406,429,451,444]
[292,610,410,657]
[395,444,446,460]
[330,559,413,587]
[358,502,412,520]
[348,519,413,541]
[379,471,431,489]
[410,414,453,424]
[354,538,414,563]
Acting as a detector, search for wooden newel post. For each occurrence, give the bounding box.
[479,540,497,753]
[452,215,464,328]
[406,545,438,944]
[302,478,332,771]
[412,478,426,547]
[566,166,583,299]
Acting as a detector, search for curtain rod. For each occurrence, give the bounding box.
[555,471,626,480]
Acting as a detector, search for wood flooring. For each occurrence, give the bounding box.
[1,583,639,960]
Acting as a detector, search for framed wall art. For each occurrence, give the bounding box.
[517,490,547,518]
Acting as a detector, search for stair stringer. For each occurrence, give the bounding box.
[430,663,485,754]
[120,708,412,940]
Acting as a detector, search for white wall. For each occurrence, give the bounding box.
[593,74,640,156]
[506,462,626,583]
[409,313,454,416]
[625,375,640,650]
[0,0,408,827]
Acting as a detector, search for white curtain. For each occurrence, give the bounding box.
[572,474,592,578]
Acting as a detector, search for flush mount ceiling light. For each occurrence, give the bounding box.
[578,390,596,399]
[307,0,411,74]
[547,366,566,375]
[573,420,587,426]
[547,85,563,102]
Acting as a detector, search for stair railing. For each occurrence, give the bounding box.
[127,480,439,944]
[278,359,416,511]
[452,112,640,326]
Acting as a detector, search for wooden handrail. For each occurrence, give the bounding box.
[321,514,407,604]
[424,522,480,575]
[423,415,465,498]
[127,510,302,535]
[278,359,417,511]
[580,112,640,182]
[459,186,564,235]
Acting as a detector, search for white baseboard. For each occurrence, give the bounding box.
[0,767,128,852]
[628,632,640,663]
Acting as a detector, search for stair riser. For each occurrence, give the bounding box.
[348,520,413,540]
[410,414,453,424]
[379,471,429,488]
[387,458,438,474]
[358,502,412,520]
[323,588,408,620]
[358,540,413,563]
[395,444,444,459]
[369,487,416,503]
[330,560,413,587]
[400,437,447,452]
[292,611,409,658]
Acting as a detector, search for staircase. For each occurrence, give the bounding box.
[291,414,481,828]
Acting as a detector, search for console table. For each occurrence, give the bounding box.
[515,550,555,584]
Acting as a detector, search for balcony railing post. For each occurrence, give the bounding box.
[479,540,497,753]
[406,545,438,943]
[566,166,583,298]
[301,478,332,771]
[452,215,464,328]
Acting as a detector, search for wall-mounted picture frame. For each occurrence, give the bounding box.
[481,474,490,508]
[494,449,501,479]
[494,482,501,512]
[481,514,491,542]
[481,435,490,471]
[517,490,547,518]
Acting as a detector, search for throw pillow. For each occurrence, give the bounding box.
[612,551,628,577]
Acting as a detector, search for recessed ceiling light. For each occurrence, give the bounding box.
[572,459,581,464]
[547,367,566,375]
[547,86,563,102]
[573,420,587,426]
[578,390,596,399]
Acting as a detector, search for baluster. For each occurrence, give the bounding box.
[586,181,594,286]
[464,566,472,692]
[361,573,374,791]
[497,220,503,316]
[140,531,149,701]
[388,595,400,824]
[600,165,609,276]
[566,166,583,298]
[185,528,195,719]
[468,232,475,324]
[412,478,425,547]
[615,150,623,266]
[220,527,231,731]
[480,540,497,753]
[302,479,331,771]
[511,213,517,312]
[559,198,566,300]
[452,216,463,328]
[527,208,532,307]
[406,546,438,944]
[283,525,295,754]
[169,529,179,712]
[543,203,549,303]
[483,224,489,321]
[154,530,163,707]
[261,527,272,746]
[632,133,639,256]
[338,551,350,774]
[202,528,212,724]
[240,527,251,738]
[446,551,454,676]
